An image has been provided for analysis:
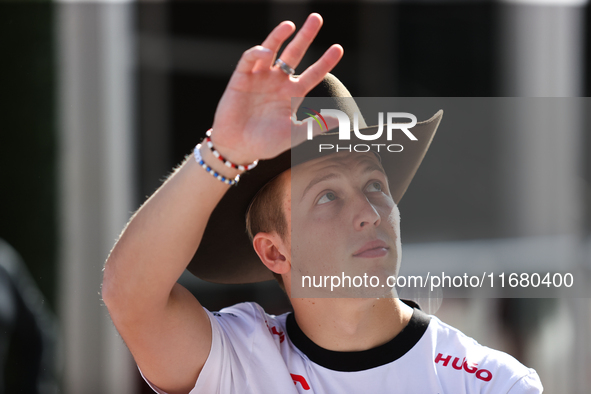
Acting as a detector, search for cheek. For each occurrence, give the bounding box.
[389,205,400,227]
[382,199,399,226]
[290,213,341,265]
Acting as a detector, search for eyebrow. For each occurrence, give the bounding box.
[300,162,387,201]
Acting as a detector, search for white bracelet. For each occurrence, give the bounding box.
[194,144,240,186]
[205,129,258,171]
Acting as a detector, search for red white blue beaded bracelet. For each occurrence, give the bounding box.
[205,129,258,171]
[194,144,240,186]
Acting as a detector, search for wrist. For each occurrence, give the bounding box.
[208,130,259,166]
[198,143,243,181]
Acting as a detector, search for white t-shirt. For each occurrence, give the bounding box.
[142,301,543,394]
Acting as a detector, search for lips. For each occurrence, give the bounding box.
[353,240,389,257]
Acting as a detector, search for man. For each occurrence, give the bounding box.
[102,13,543,393]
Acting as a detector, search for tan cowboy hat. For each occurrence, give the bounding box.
[187,74,443,284]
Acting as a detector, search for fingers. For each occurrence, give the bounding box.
[261,21,296,54]
[298,44,344,93]
[277,13,323,71]
[235,13,343,94]
[238,14,340,78]
[236,21,296,74]
[235,45,275,74]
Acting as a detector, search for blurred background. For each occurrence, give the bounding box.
[1,0,590,393]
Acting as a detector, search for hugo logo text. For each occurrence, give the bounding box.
[434,353,493,382]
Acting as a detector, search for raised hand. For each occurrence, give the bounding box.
[209,13,343,165]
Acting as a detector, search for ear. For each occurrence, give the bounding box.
[252,232,290,275]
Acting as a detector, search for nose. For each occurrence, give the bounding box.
[353,192,381,231]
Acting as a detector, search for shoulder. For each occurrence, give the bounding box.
[429,315,526,371]
[191,302,292,392]
[427,315,543,393]
[207,302,287,339]
[213,301,282,325]
[206,302,263,335]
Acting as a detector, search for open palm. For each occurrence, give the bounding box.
[210,14,343,165]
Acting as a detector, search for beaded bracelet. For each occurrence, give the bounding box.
[194,144,240,186]
[205,129,258,171]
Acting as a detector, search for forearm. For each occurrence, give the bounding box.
[102,143,241,312]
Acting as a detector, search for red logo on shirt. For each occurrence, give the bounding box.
[271,326,285,343]
[264,320,285,343]
[291,373,310,390]
[434,353,493,382]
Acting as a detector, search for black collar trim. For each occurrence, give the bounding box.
[285,300,430,372]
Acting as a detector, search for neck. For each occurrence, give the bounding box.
[289,297,413,352]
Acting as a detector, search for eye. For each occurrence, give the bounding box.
[317,191,337,205]
[366,181,383,192]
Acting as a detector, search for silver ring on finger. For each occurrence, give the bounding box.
[274,58,295,76]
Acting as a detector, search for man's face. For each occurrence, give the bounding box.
[283,152,402,297]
